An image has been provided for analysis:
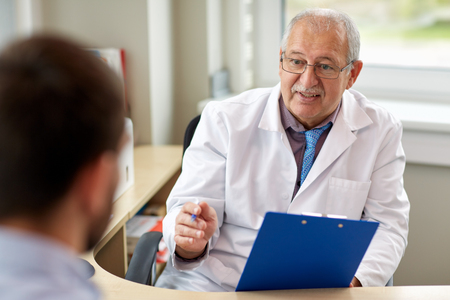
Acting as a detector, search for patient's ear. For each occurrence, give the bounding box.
[346,60,363,90]
[75,152,119,217]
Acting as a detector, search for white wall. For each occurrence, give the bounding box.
[207,0,223,76]
[253,0,283,88]
[35,0,262,145]
[39,0,154,145]
[148,0,174,145]
[172,0,210,143]
[0,0,16,50]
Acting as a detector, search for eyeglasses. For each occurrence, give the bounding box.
[280,53,354,79]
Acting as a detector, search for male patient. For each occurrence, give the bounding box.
[0,36,124,299]
[156,8,410,291]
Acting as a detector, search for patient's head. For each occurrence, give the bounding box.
[0,36,124,249]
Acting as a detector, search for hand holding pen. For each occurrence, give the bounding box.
[174,201,218,259]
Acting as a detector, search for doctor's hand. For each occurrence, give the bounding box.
[349,277,362,287]
[174,201,218,259]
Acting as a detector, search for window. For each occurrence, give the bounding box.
[286,0,450,69]
[0,0,16,50]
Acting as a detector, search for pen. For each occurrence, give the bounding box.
[190,214,197,222]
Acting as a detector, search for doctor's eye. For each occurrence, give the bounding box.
[318,64,334,71]
[290,59,305,66]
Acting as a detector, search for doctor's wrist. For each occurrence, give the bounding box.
[175,245,207,261]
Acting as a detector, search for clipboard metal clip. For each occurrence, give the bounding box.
[301,212,347,219]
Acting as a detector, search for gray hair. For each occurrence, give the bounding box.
[281,8,360,65]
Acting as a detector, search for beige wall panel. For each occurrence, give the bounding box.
[395,163,450,285]
[40,0,152,144]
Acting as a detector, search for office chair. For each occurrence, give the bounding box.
[183,115,201,155]
[125,115,201,285]
[386,276,393,286]
[124,231,162,285]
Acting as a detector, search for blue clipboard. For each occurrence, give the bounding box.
[235,212,379,291]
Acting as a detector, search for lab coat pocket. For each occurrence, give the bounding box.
[198,256,239,289]
[325,177,371,220]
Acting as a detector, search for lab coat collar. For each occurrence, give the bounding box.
[340,88,374,132]
[258,85,373,133]
[258,85,373,156]
[258,82,284,133]
[258,83,293,151]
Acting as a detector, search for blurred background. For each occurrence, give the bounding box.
[287,0,450,68]
[1,0,449,287]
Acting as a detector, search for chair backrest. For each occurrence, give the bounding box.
[386,276,394,286]
[124,231,163,285]
[183,115,201,155]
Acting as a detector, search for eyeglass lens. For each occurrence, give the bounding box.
[282,59,340,79]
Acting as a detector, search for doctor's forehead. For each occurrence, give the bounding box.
[287,20,348,59]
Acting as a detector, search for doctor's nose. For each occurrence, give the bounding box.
[299,65,319,89]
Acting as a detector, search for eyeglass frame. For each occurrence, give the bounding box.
[280,52,355,79]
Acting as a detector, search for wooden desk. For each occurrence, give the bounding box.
[82,145,450,300]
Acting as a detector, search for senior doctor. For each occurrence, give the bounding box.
[156,8,410,291]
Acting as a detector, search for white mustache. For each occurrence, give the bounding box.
[291,83,323,95]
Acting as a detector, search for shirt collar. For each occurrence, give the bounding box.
[279,96,341,132]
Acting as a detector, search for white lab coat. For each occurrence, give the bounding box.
[156,83,410,291]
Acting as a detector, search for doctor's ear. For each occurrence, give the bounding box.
[279,48,283,77]
[345,60,363,90]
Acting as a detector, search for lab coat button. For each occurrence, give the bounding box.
[282,193,289,200]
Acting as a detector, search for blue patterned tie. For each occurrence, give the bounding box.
[300,122,332,185]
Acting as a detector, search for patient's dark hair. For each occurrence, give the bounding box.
[0,36,124,219]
